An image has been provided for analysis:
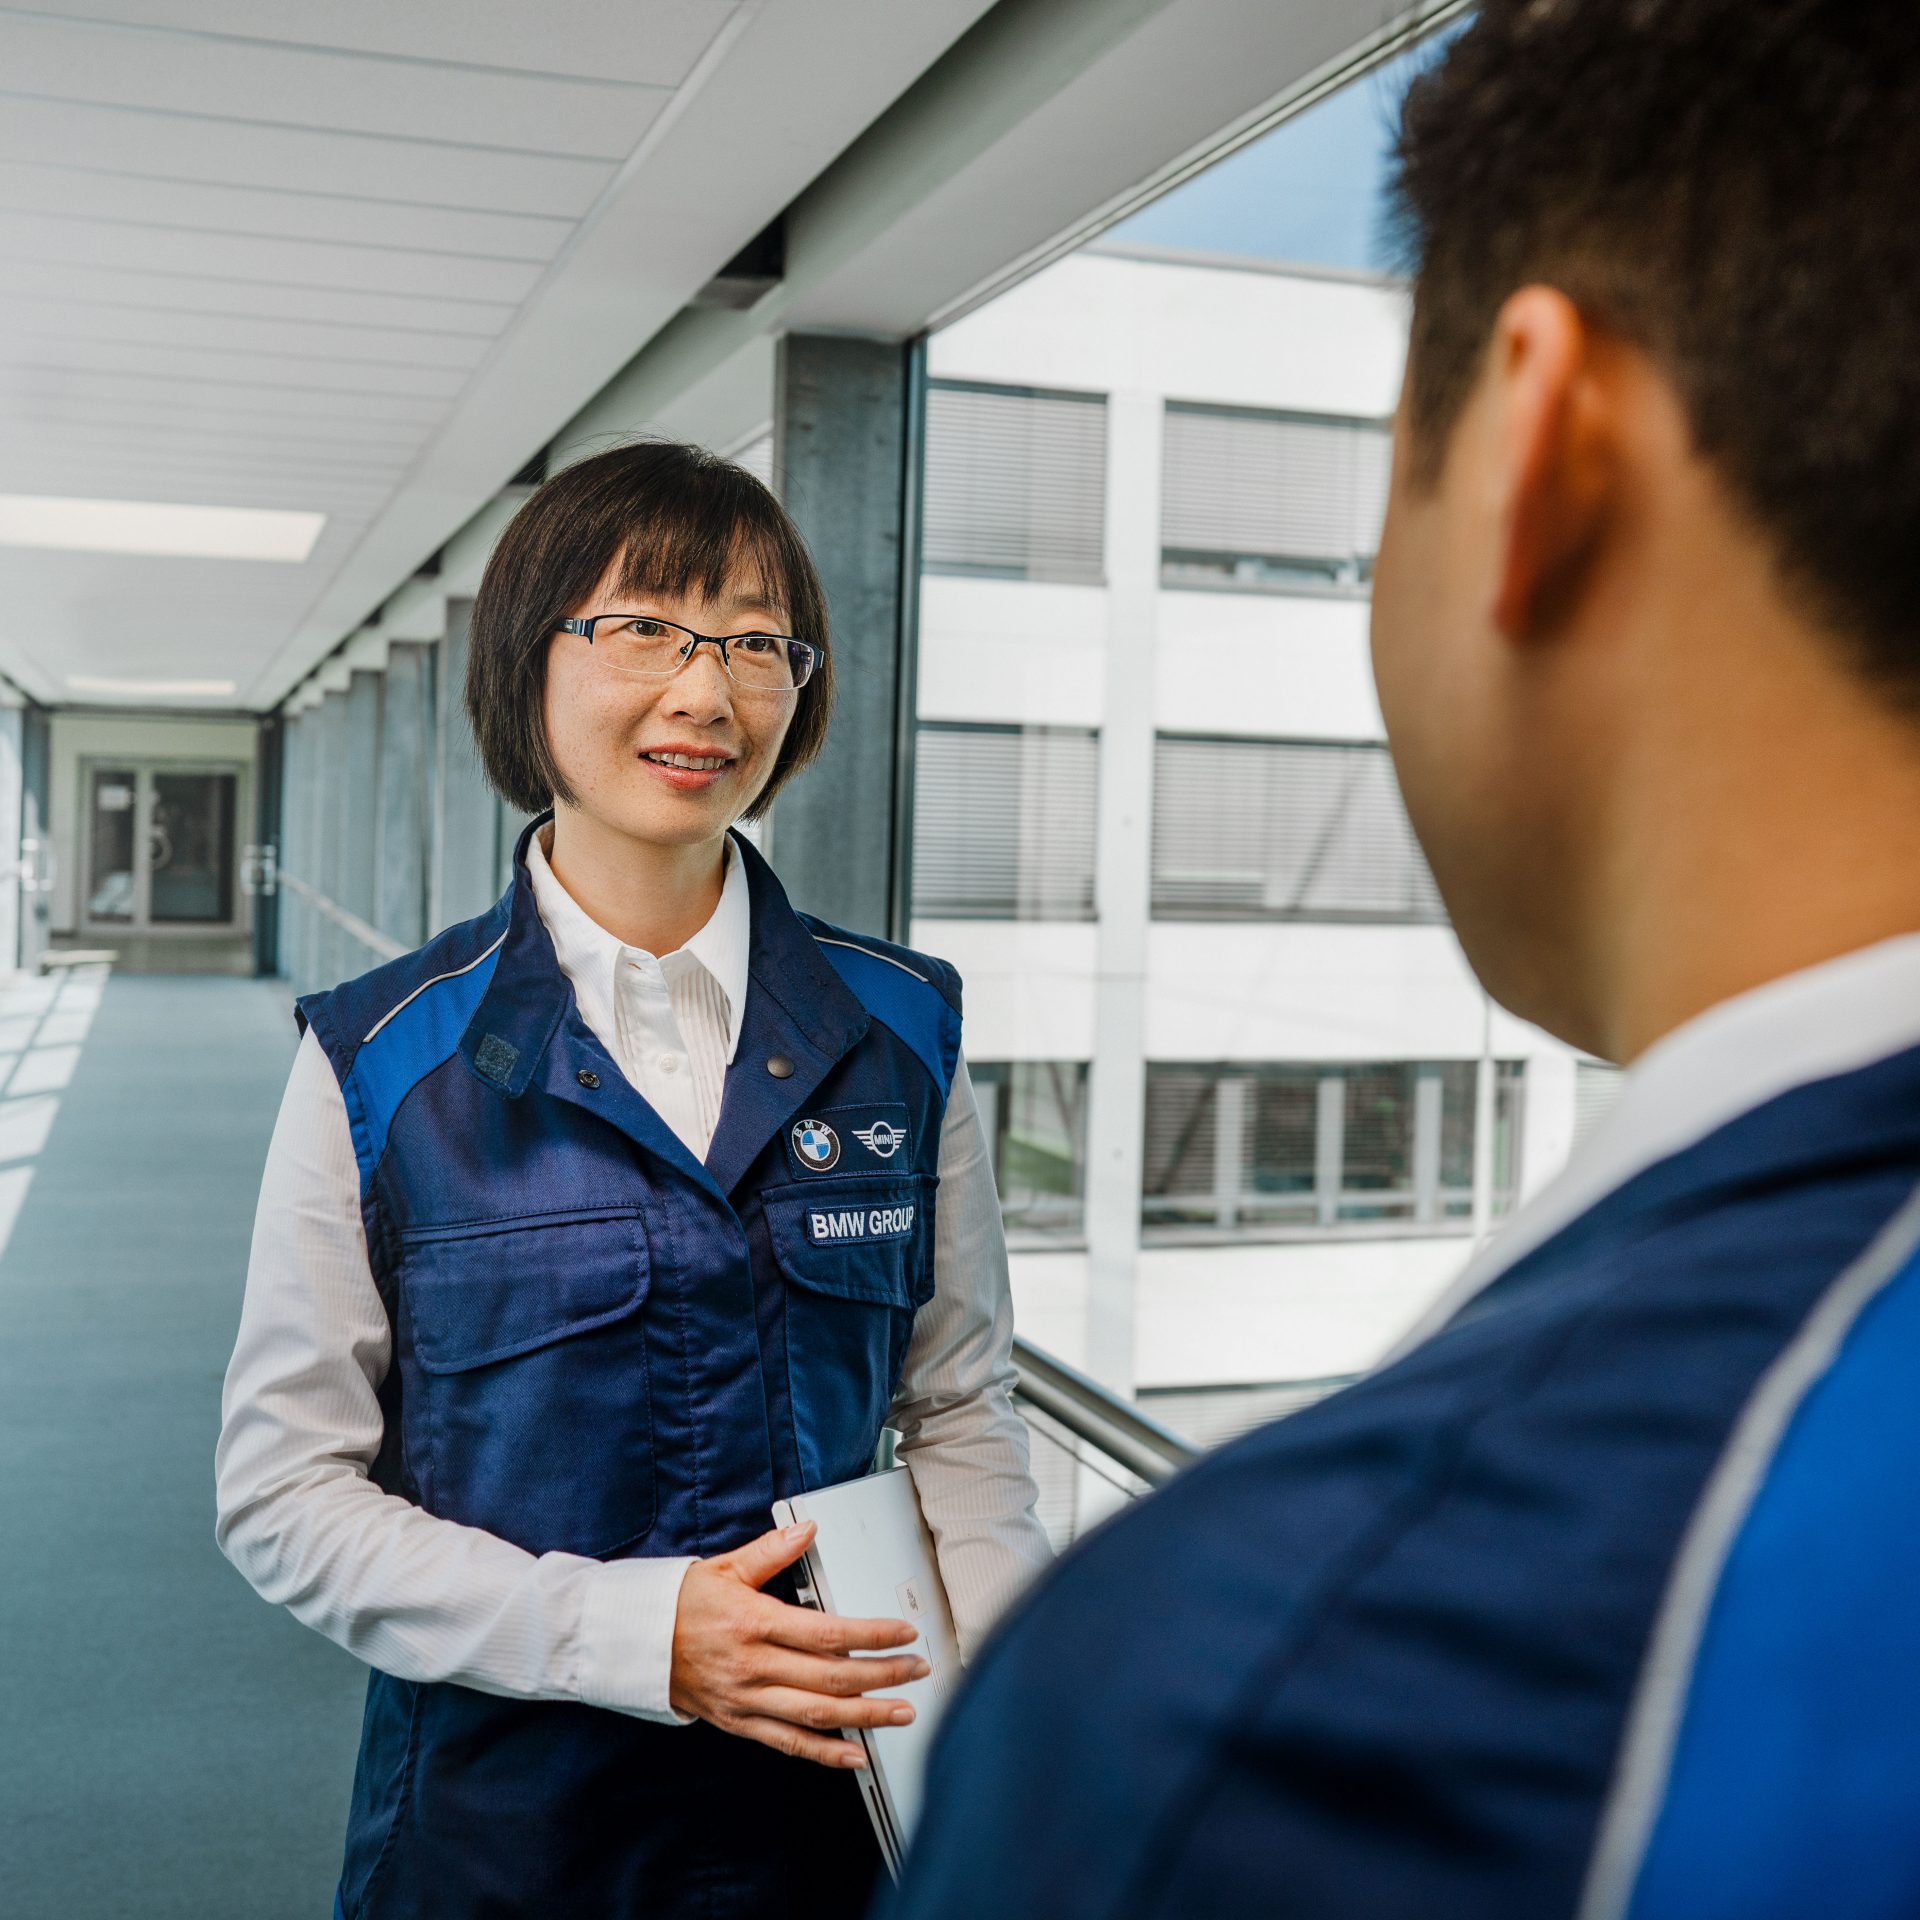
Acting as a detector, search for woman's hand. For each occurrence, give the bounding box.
[669,1521,930,1767]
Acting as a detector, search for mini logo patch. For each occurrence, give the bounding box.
[791,1119,841,1170]
[807,1202,917,1245]
[852,1120,905,1159]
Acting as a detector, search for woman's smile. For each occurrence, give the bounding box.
[637,738,740,793]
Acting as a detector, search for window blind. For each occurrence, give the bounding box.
[1151,735,1446,922]
[912,723,1099,919]
[1161,403,1391,583]
[923,382,1107,582]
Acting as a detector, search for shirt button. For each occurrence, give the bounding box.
[658,1053,681,1074]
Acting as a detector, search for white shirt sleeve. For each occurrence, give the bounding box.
[891,1053,1055,1661]
[214,1028,695,1722]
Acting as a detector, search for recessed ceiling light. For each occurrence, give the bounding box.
[0,494,324,562]
[66,675,238,699]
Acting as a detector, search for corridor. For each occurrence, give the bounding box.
[0,974,364,1919]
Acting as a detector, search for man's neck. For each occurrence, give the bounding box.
[1596,641,1920,1063]
[544,808,728,956]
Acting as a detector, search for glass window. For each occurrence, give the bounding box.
[912,723,1098,919]
[1161,402,1391,591]
[923,381,1107,582]
[1152,736,1445,922]
[1142,1061,1525,1241]
[970,1060,1090,1243]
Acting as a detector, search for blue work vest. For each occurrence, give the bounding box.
[296,815,961,1920]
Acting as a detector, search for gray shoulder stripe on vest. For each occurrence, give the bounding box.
[361,930,509,1044]
[813,935,930,985]
[1575,1175,1920,1920]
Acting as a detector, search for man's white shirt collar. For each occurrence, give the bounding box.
[526,822,751,1064]
[1395,931,1920,1358]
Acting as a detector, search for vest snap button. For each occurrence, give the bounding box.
[576,1068,601,1089]
[766,1055,795,1079]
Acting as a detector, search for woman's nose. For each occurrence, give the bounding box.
[662,643,736,721]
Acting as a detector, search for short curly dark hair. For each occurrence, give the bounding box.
[464,439,833,818]
[1391,0,1920,699]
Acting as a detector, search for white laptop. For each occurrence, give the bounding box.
[771,1467,962,1876]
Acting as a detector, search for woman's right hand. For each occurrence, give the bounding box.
[668,1520,931,1768]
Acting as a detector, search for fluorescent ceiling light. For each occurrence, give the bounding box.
[66,675,238,699]
[0,494,324,562]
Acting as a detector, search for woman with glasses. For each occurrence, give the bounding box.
[216,441,1052,1920]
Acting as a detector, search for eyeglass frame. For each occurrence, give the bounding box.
[555,612,822,694]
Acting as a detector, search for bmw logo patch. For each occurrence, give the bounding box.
[792,1118,842,1170]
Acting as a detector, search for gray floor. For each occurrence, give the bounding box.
[0,973,366,1920]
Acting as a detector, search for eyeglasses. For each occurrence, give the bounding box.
[556,613,820,695]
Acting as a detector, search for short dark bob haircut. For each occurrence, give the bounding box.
[465,438,833,819]
[1391,0,1920,706]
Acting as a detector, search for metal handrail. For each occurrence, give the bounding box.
[1010,1337,1200,1488]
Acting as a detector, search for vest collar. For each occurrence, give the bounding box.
[457,812,871,1197]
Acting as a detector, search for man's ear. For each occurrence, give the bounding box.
[1487,287,1613,642]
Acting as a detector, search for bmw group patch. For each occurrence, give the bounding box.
[791,1118,842,1171]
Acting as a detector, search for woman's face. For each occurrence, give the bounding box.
[544,548,798,849]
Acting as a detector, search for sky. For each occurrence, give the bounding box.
[1105,33,1454,274]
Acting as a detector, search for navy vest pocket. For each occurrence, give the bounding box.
[761,1175,935,1489]
[398,1205,656,1558]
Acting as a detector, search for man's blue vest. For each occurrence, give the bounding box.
[295,816,961,1920]
[884,1040,1920,1920]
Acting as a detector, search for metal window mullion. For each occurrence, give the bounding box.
[1413,1063,1446,1225]
[1315,1070,1346,1228]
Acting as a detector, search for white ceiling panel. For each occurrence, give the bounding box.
[4,264,515,335]
[0,96,617,215]
[0,161,573,260]
[0,211,548,302]
[0,335,474,397]
[0,297,491,370]
[0,0,1044,708]
[22,2,741,88]
[0,363,453,425]
[0,13,670,159]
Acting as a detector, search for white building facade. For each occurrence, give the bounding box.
[905,244,1613,1439]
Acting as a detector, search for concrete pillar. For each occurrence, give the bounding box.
[315,691,350,990]
[341,671,383,932]
[764,332,922,937]
[1080,386,1161,1396]
[277,712,305,992]
[0,699,22,971]
[433,598,504,931]
[375,642,434,949]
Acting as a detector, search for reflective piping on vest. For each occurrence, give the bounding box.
[813,935,930,985]
[1576,1175,1920,1920]
[362,930,509,1044]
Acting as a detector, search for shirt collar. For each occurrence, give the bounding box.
[525,822,752,1064]
[1393,931,1920,1359]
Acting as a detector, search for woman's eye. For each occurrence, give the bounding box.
[734,633,776,654]
[625,618,671,638]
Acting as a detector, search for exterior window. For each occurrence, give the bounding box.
[1160,402,1391,590]
[1152,735,1445,923]
[912,723,1098,919]
[1141,1061,1525,1239]
[1573,1059,1624,1148]
[970,1060,1090,1242]
[923,382,1108,582]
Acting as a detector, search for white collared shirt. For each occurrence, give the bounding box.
[215,834,1052,1727]
[525,823,748,1162]
[1395,932,1920,1359]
